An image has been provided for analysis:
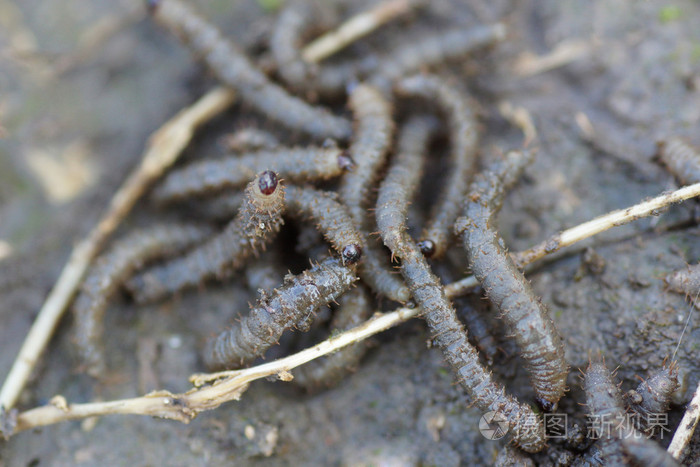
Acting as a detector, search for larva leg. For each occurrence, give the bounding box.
[126,171,285,303]
[395,74,478,258]
[270,0,338,93]
[203,257,358,370]
[583,361,679,467]
[292,285,372,389]
[149,0,351,140]
[376,131,545,452]
[338,84,409,302]
[657,137,700,186]
[152,146,353,204]
[72,224,211,377]
[625,363,679,436]
[456,150,568,412]
[284,185,363,265]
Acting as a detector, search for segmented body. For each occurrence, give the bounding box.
[126,171,285,303]
[203,257,358,369]
[456,150,568,411]
[150,0,351,140]
[293,285,372,388]
[395,74,478,258]
[658,137,700,186]
[73,224,211,377]
[285,185,363,265]
[376,135,544,452]
[627,364,678,435]
[338,84,408,302]
[152,146,352,204]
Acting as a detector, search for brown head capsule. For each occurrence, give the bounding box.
[337,151,356,171]
[341,244,362,265]
[417,240,435,258]
[258,170,278,195]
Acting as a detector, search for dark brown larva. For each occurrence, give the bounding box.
[72,223,212,377]
[455,150,568,412]
[582,361,679,467]
[221,127,280,152]
[338,84,409,302]
[293,285,372,389]
[285,185,363,265]
[313,24,508,97]
[395,74,478,258]
[203,256,358,370]
[270,0,337,92]
[152,146,352,204]
[626,364,679,436]
[126,171,285,304]
[150,0,351,140]
[657,137,700,186]
[376,135,544,452]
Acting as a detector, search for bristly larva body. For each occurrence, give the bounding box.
[285,185,363,265]
[72,224,212,377]
[626,364,679,436]
[270,0,337,93]
[657,137,700,186]
[149,0,351,140]
[203,257,358,370]
[126,171,285,304]
[338,84,408,302]
[376,134,544,452]
[455,150,568,412]
[665,263,700,302]
[293,285,372,389]
[582,361,679,467]
[152,146,353,204]
[395,74,478,258]
[313,24,508,97]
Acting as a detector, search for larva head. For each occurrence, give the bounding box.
[417,240,436,258]
[341,244,362,265]
[337,151,356,171]
[258,170,279,195]
[535,397,557,413]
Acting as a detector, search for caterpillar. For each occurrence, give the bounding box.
[625,363,679,436]
[665,263,700,301]
[203,256,358,370]
[395,74,478,258]
[376,132,544,452]
[338,84,409,302]
[657,137,700,186]
[220,127,280,152]
[312,24,508,97]
[284,185,363,265]
[582,361,679,467]
[151,146,354,204]
[455,150,568,412]
[72,223,212,377]
[126,171,285,304]
[270,0,337,93]
[293,285,372,389]
[148,0,352,140]
[455,296,500,367]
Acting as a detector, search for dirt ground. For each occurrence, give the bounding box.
[1,0,700,465]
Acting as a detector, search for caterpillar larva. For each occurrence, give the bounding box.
[221,127,280,152]
[665,263,700,301]
[338,84,409,302]
[148,0,351,140]
[270,0,337,93]
[395,74,478,258]
[456,150,568,412]
[72,224,212,377]
[626,363,679,436]
[285,185,363,265]
[126,171,285,304]
[203,256,358,370]
[313,24,508,97]
[657,137,700,186]
[293,285,372,389]
[152,146,353,204]
[376,131,544,452]
[582,361,679,467]
[455,296,500,366]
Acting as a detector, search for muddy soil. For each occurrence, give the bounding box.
[1,0,699,465]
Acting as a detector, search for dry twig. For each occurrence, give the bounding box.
[667,379,700,460]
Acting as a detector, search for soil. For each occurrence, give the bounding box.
[1,0,699,465]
